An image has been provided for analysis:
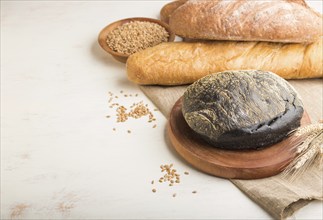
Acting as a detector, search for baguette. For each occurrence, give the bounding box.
[168,0,322,43]
[126,39,323,85]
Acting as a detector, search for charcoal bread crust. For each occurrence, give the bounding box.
[182,70,304,150]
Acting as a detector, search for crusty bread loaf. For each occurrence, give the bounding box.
[126,39,322,85]
[160,0,320,24]
[168,0,322,43]
[182,70,304,150]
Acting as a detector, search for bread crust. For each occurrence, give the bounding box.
[168,0,322,43]
[126,39,323,85]
[160,0,187,24]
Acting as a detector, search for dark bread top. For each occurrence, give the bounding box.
[182,70,304,150]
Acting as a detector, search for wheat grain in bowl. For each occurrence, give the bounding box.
[98,17,175,63]
[106,21,169,55]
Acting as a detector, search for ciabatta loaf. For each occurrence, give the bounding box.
[126,39,322,85]
[168,0,322,43]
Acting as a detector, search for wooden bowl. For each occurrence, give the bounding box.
[98,17,176,63]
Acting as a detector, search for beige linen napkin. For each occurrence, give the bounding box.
[140,79,323,220]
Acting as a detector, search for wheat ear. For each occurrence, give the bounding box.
[281,123,323,181]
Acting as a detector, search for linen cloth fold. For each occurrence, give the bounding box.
[140,79,323,219]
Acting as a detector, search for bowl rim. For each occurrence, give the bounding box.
[97,17,176,58]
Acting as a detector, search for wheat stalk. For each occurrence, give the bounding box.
[281,123,323,181]
[294,123,323,137]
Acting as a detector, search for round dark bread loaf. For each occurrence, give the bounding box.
[182,70,304,150]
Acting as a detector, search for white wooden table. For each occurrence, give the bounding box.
[1,1,322,219]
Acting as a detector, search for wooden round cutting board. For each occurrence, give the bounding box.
[167,97,311,179]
